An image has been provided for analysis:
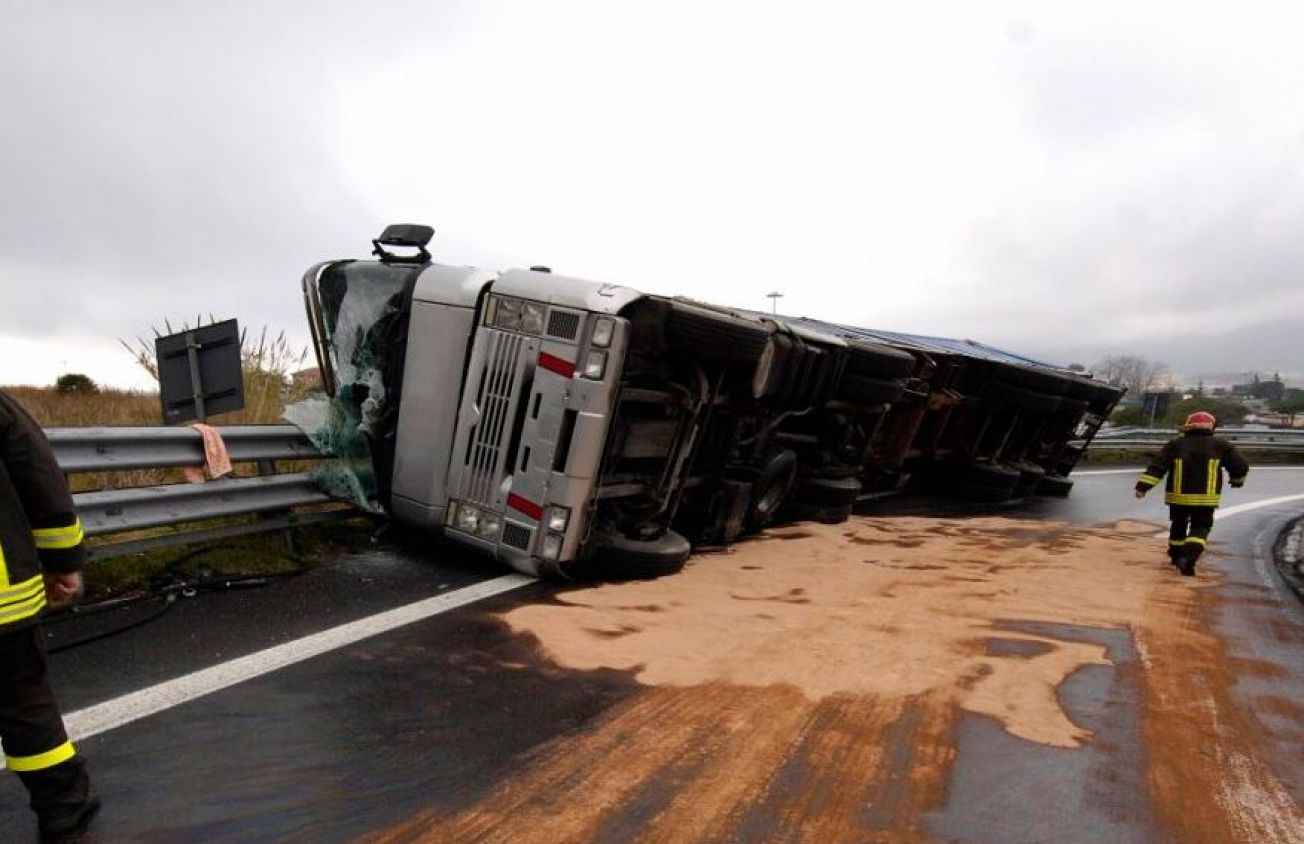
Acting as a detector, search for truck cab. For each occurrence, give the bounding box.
[302,226,788,578]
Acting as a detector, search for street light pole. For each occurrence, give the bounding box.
[766,291,784,314]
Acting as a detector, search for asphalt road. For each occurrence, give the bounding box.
[1,468,1301,842]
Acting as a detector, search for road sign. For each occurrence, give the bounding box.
[156,320,244,424]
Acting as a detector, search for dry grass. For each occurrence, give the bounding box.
[6,324,319,493]
[3,326,354,592]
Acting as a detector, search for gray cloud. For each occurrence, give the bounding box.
[3,1,1304,388]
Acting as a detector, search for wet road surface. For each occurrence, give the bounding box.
[1,469,1301,842]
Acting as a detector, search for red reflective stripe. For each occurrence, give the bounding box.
[507,493,543,520]
[537,352,575,378]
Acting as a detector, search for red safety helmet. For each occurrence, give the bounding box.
[1183,411,1216,431]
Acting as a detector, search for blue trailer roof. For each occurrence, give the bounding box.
[787,317,1069,372]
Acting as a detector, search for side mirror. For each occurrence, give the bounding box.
[372,224,435,263]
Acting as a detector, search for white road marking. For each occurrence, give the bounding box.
[62,574,534,743]
[1218,493,1304,518]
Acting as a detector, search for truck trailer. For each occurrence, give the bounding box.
[300,225,1122,579]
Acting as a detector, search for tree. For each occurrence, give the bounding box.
[1092,355,1169,398]
[54,373,98,395]
[1271,397,1304,415]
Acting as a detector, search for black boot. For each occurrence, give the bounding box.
[38,791,100,843]
[19,759,99,842]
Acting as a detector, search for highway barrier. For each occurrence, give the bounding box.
[47,425,357,561]
[1088,427,1304,455]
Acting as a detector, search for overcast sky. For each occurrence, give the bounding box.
[3,1,1303,390]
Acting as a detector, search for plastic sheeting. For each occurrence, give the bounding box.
[285,260,415,510]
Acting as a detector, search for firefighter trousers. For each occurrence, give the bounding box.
[0,624,92,823]
[1168,505,1215,568]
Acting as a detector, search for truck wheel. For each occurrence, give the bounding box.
[985,381,1062,414]
[746,449,799,532]
[592,529,693,580]
[793,475,862,508]
[1012,464,1047,497]
[665,303,772,363]
[836,374,906,406]
[960,462,1021,490]
[846,340,915,380]
[950,479,1015,503]
[992,364,1071,395]
[1037,474,1074,497]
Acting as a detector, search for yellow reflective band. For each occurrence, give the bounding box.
[1173,458,1183,495]
[1165,493,1221,507]
[1168,540,1186,547]
[0,591,47,625]
[5,742,76,772]
[0,574,44,606]
[1138,474,1161,487]
[32,520,84,550]
[1184,537,1207,547]
[1207,459,1219,497]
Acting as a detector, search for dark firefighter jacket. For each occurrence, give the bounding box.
[1135,429,1249,507]
[0,390,85,631]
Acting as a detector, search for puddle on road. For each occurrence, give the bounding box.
[368,515,1303,844]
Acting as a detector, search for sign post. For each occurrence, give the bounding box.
[156,320,245,425]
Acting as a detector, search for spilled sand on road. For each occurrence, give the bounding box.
[367,515,1303,844]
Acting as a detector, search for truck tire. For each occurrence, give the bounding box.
[746,449,799,532]
[846,340,915,380]
[985,381,1061,414]
[792,475,862,508]
[592,529,693,580]
[992,364,1071,396]
[960,462,1021,490]
[1062,378,1099,402]
[836,374,906,406]
[1012,464,1047,498]
[1037,474,1074,497]
[665,303,772,363]
[950,479,1015,503]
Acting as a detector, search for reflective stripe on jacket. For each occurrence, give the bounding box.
[1135,429,1249,507]
[0,390,85,630]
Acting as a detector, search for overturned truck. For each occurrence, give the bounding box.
[301,225,1123,579]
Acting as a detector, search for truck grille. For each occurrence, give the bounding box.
[461,331,527,505]
[546,309,581,341]
[501,521,533,551]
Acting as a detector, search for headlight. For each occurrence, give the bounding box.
[546,505,570,533]
[454,503,480,533]
[591,317,614,347]
[493,297,523,331]
[521,301,546,335]
[541,533,563,560]
[477,511,502,539]
[581,350,607,380]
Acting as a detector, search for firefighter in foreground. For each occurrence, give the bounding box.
[0,390,99,841]
[1134,411,1249,576]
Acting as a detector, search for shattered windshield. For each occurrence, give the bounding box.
[286,260,421,508]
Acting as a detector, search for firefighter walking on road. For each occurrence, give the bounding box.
[0,389,99,841]
[1135,411,1249,576]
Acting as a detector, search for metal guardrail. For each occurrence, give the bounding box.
[1088,427,1304,454]
[47,426,359,561]
[47,424,319,472]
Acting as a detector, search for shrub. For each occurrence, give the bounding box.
[55,373,98,395]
